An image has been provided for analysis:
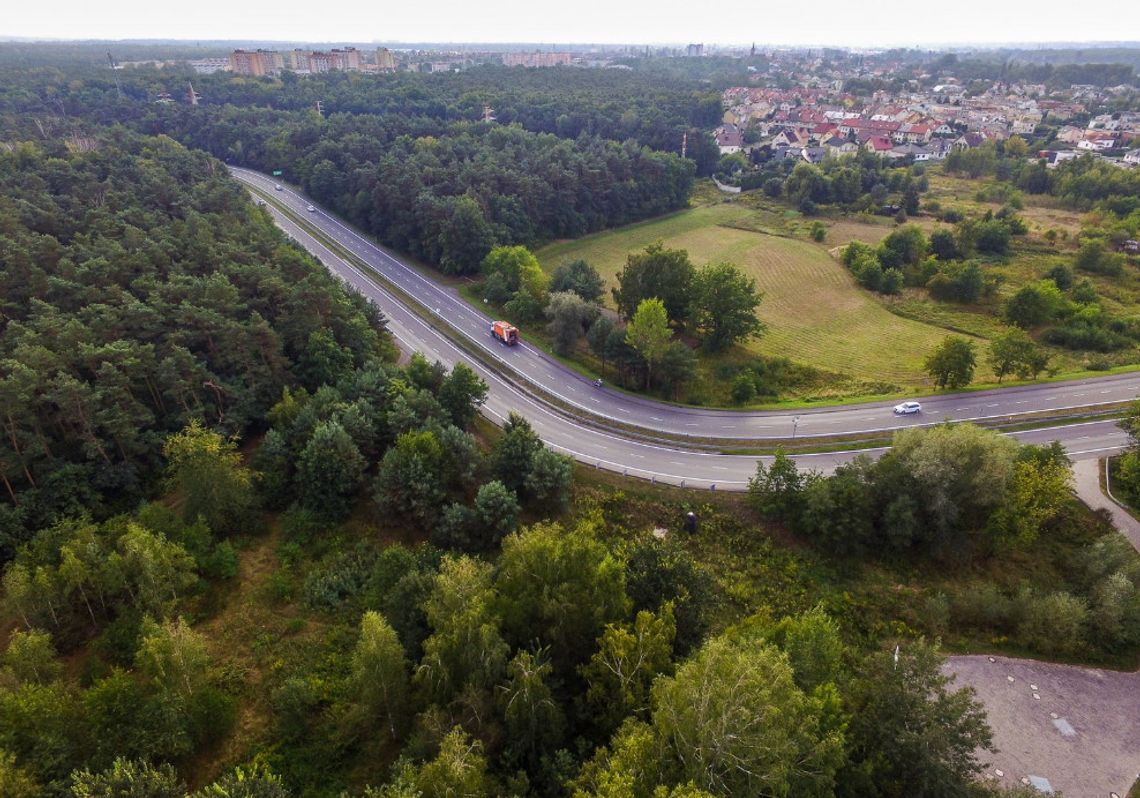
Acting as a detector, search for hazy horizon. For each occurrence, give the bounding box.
[4,36,1140,52]
[6,0,1140,51]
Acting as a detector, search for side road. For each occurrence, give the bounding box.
[1072,458,1140,551]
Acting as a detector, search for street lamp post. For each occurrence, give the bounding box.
[792,416,800,439]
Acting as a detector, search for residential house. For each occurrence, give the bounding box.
[801,147,827,164]
[953,132,989,150]
[715,125,744,154]
[1077,136,1117,151]
[825,136,860,157]
[1044,150,1080,169]
[925,138,954,160]
[863,135,895,155]
[1123,149,1140,166]
[890,143,931,161]
[771,129,803,148]
[894,123,932,144]
[770,145,802,162]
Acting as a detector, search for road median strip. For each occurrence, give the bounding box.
[244,178,1130,455]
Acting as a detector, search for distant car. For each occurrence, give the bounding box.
[274,184,283,191]
[306,204,316,212]
[893,401,922,415]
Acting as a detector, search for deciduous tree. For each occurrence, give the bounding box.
[163,421,255,536]
[625,299,673,391]
[351,611,410,739]
[690,263,765,351]
[613,243,695,325]
[923,336,976,390]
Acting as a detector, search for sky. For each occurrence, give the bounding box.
[4,0,1136,48]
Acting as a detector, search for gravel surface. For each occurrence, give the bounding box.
[946,654,1140,797]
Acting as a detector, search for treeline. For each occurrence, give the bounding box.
[477,243,765,398]
[750,425,1140,656]
[0,64,702,276]
[841,215,1018,299]
[841,211,1140,356]
[2,507,1009,798]
[744,152,927,217]
[0,357,1019,798]
[166,107,694,275]
[0,132,391,557]
[943,139,1140,218]
[921,53,1136,87]
[187,65,724,171]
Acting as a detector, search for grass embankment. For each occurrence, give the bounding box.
[536,175,1140,405]
[537,200,978,400]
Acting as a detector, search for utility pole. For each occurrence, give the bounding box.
[682,131,687,159]
[107,52,124,99]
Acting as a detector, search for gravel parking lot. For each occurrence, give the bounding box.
[946,655,1140,797]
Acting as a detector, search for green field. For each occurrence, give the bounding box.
[537,203,983,394]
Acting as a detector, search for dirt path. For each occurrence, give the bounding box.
[946,654,1140,797]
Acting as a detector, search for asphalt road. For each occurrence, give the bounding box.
[232,168,1134,488]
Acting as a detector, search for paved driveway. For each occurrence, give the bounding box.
[946,655,1140,797]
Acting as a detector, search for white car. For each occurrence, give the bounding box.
[306,205,316,212]
[893,401,922,415]
[274,184,283,191]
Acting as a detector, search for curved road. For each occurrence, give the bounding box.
[233,168,1133,488]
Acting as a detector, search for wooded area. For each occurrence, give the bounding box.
[0,132,390,556]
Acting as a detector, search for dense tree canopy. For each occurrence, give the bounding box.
[0,133,389,555]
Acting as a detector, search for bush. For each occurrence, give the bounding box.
[927,262,983,303]
[1075,240,1125,277]
[1045,263,1074,290]
[731,372,757,404]
[920,592,951,635]
[951,583,1017,632]
[1043,320,1131,352]
[188,686,238,745]
[810,221,826,242]
[302,544,377,609]
[880,268,904,295]
[1017,589,1088,654]
[973,220,1012,255]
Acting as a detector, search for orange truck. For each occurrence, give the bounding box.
[490,320,519,346]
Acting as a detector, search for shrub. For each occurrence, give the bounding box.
[731,372,757,404]
[302,544,377,609]
[1017,589,1088,654]
[1045,263,1074,290]
[951,584,1016,632]
[920,592,951,635]
[1043,321,1131,352]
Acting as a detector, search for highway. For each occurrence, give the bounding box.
[232,167,1134,488]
